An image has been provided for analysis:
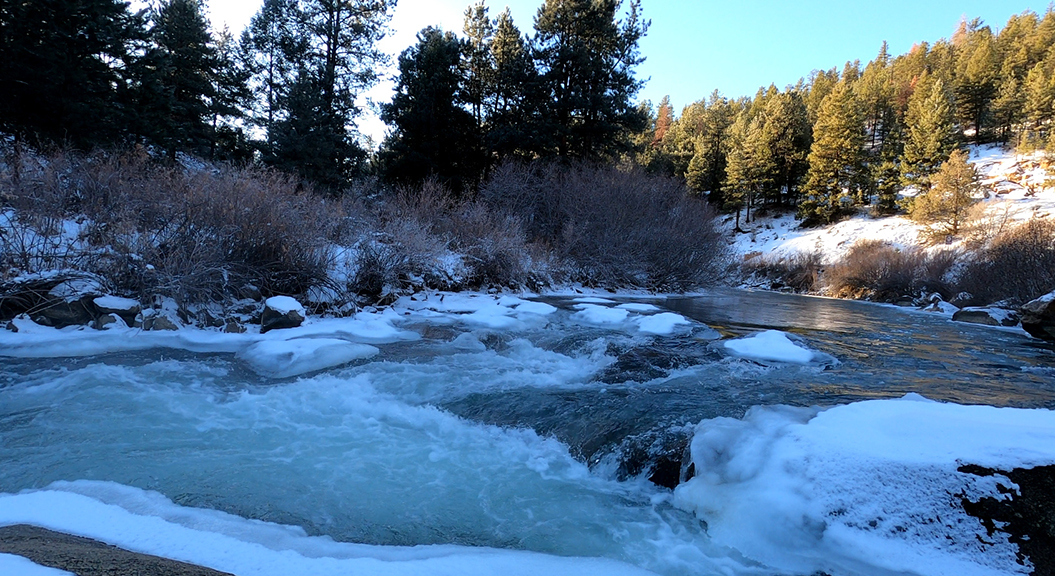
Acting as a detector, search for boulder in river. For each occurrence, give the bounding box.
[952,307,1020,327]
[92,296,141,328]
[32,296,98,328]
[261,296,305,333]
[1020,291,1055,341]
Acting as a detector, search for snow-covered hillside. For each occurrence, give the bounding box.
[731,145,1055,263]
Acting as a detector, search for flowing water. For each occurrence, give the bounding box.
[1,289,1053,575]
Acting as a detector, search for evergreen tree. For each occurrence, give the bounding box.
[210,27,254,162]
[856,42,897,151]
[532,0,648,159]
[722,110,773,230]
[679,92,738,204]
[138,0,219,158]
[462,1,495,126]
[955,27,999,142]
[804,67,839,124]
[901,76,958,191]
[486,7,538,159]
[379,27,481,193]
[0,0,146,148]
[240,0,308,155]
[265,0,396,188]
[908,149,979,237]
[760,90,811,207]
[799,81,866,226]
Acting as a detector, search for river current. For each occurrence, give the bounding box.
[1,289,1053,575]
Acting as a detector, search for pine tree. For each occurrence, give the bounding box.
[908,149,980,237]
[462,1,495,127]
[901,76,957,191]
[486,7,538,159]
[955,28,999,142]
[0,0,146,148]
[760,90,811,207]
[138,0,219,158]
[240,0,307,155]
[722,110,773,229]
[681,92,738,204]
[799,81,866,226]
[379,27,481,193]
[532,0,648,159]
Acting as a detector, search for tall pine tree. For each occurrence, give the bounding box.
[901,76,958,191]
[799,81,866,226]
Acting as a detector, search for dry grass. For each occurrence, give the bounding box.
[957,218,1055,305]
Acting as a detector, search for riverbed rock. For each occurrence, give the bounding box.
[1020,291,1055,342]
[224,320,246,334]
[261,296,305,333]
[143,314,179,331]
[959,464,1055,576]
[952,307,1020,327]
[31,296,99,328]
[92,296,141,327]
[92,313,120,330]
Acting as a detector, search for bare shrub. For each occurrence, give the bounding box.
[480,161,728,290]
[824,240,957,302]
[743,251,824,292]
[960,201,1013,251]
[1,148,339,304]
[958,218,1055,305]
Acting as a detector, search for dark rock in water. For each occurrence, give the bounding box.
[32,296,98,328]
[614,428,693,490]
[92,313,120,330]
[598,340,721,384]
[261,297,305,333]
[959,464,1055,575]
[953,307,1020,327]
[1020,292,1055,342]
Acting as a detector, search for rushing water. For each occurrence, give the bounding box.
[1,289,1053,575]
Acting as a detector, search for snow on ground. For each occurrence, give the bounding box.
[0,554,73,576]
[732,144,1055,264]
[0,482,655,576]
[674,394,1055,576]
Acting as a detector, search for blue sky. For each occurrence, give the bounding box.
[207,0,1043,141]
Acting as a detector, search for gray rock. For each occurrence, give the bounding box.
[1020,291,1055,341]
[144,315,179,331]
[92,296,141,327]
[92,313,120,330]
[952,307,1020,327]
[260,297,305,333]
[32,296,98,328]
[224,320,246,334]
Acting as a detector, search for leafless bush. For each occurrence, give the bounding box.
[1,148,339,304]
[480,161,728,290]
[960,201,1013,251]
[957,218,1055,305]
[824,240,957,302]
[743,251,824,292]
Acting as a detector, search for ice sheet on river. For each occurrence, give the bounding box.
[674,394,1055,576]
[0,481,656,576]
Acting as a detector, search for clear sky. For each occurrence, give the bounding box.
[205,0,1044,143]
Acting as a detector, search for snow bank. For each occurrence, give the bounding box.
[0,482,656,576]
[674,395,1055,576]
[633,312,690,335]
[0,554,73,576]
[723,330,815,364]
[572,303,630,325]
[91,296,139,311]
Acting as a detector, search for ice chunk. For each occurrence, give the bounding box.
[571,304,629,325]
[723,330,815,364]
[513,301,558,316]
[572,297,616,304]
[238,338,378,378]
[633,312,690,335]
[616,303,660,312]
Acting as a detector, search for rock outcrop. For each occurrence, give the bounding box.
[1020,291,1055,341]
[952,307,1020,327]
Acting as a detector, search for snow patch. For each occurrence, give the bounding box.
[0,554,74,576]
[571,304,630,325]
[264,296,304,315]
[633,312,690,335]
[723,330,816,364]
[673,395,1055,576]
